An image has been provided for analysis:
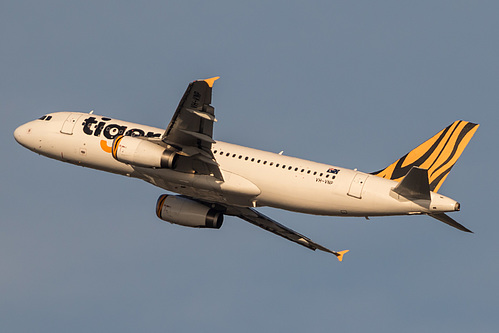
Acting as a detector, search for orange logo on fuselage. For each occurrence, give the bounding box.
[100,140,112,153]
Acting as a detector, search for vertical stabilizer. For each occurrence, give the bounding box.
[372,121,479,192]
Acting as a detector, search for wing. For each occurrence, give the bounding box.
[225,206,348,261]
[162,77,222,179]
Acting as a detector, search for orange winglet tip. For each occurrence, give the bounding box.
[203,76,220,88]
[335,250,349,262]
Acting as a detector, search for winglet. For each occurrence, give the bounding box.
[203,76,220,88]
[334,250,349,262]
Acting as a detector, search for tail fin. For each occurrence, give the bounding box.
[372,121,479,192]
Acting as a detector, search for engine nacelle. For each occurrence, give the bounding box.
[156,195,224,229]
[112,135,178,168]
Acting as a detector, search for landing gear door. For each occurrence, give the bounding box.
[348,173,369,199]
[61,113,80,135]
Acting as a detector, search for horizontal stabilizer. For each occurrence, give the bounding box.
[392,167,431,200]
[428,213,473,233]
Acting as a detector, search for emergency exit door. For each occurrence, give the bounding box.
[60,113,80,134]
[348,173,369,199]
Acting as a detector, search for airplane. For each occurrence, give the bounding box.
[13,77,479,261]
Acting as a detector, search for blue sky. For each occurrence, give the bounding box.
[1,1,498,332]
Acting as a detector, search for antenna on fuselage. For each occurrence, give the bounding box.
[89,110,94,114]
[278,151,284,155]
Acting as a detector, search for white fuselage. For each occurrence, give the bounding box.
[14,112,459,217]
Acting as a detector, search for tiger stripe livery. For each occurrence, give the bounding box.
[372,120,479,192]
[111,135,124,160]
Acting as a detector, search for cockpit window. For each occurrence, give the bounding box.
[38,115,52,121]
[39,115,47,120]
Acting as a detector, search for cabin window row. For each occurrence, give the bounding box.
[213,150,336,179]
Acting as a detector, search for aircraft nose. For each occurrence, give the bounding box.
[14,123,33,148]
[14,124,24,143]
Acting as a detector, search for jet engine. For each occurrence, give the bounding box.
[112,135,178,168]
[155,195,224,229]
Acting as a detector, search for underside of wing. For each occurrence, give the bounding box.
[161,77,222,179]
[224,206,348,261]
